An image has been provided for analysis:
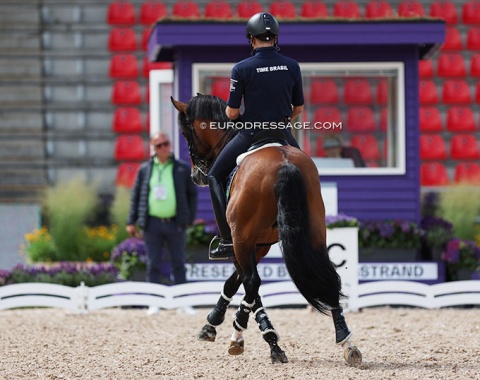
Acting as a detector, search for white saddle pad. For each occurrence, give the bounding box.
[236,143,283,166]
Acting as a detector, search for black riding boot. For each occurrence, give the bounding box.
[208,175,234,260]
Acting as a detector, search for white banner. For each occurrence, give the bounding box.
[359,263,439,281]
[187,262,291,282]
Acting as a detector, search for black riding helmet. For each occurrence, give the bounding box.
[245,12,279,42]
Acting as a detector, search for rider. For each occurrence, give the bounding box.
[208,12,305,260]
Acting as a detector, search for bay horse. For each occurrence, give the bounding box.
[171,94,362,367]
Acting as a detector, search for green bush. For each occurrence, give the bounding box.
[83,226,117,262]
[43,177,98,261]
[110,186,131,244]
[23,227,58,262]
[25,226,116,263]
[438,184,480,241]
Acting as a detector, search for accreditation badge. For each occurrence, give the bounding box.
[154,185,167,200]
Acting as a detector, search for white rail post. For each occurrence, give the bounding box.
[75,282,89,314]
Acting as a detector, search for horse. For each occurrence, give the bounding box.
[171,94,362,367]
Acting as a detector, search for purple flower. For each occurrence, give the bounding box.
[0,269,10,277]
[442,238,461,263]
[111,238,147,263]
[0,269,11,285]
[6,262,118,286]
[398,221,413,234]
[441,238,480,271]
[379,223,395,238]
[325,214,359,228]
[421,217,453,233]
[359,220,423,249]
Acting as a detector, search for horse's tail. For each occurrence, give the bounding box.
[274,163,345,315]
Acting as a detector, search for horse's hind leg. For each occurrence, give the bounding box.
[198,270,242,342]
[252,296,288,363]
[332,307,362,367]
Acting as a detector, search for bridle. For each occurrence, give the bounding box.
[183,115,235,177]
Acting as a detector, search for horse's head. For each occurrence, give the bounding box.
[171,94,235,186]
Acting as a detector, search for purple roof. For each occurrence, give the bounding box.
[148,20,445,62]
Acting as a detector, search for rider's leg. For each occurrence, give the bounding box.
[207,132,252,260]
[208,175,234,259]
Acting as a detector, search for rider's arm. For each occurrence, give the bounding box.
[226,106,240,120]
[291,105,304,120]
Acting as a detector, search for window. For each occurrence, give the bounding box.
[193,62,406,175]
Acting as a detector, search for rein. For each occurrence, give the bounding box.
[184,115,235,176]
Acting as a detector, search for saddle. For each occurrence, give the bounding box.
[237,129,290,165]
[227,129,290,200]
[248,129,289,151]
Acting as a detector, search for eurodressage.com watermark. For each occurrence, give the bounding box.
[199,121,343,131]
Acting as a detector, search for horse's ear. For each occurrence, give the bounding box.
[170,96,187,113]
[196,92,203,96]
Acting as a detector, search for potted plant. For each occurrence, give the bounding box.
[326,214,360,229]
[185,220,218,262]
[110,237,148,281]
[441,238,480,281]
[358,220,423,261]
[420,216,454,261]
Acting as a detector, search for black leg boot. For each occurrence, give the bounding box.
[208,175,234,260]
[332,307,352,345]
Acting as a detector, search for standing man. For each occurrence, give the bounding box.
[126,132,198,315]
[207,12,305,259]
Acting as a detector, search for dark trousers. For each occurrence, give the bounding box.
[143,216,187,285]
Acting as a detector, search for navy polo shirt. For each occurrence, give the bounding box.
[227,47,304,123]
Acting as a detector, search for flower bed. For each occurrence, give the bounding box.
[359,220,423,249]
[0,262,118,287]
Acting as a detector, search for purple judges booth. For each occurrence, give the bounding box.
[146,20,446,288]
[147,20,445,223]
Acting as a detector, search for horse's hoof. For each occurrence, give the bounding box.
[228,340,244,355]
[197,324,216,342]
[344,346,362,368]
[271,347,288,364]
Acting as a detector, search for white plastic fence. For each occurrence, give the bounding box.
[1,280,479,313]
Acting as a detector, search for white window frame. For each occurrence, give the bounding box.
[149,69,178,156]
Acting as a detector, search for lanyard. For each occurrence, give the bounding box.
[157,160,171,182]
